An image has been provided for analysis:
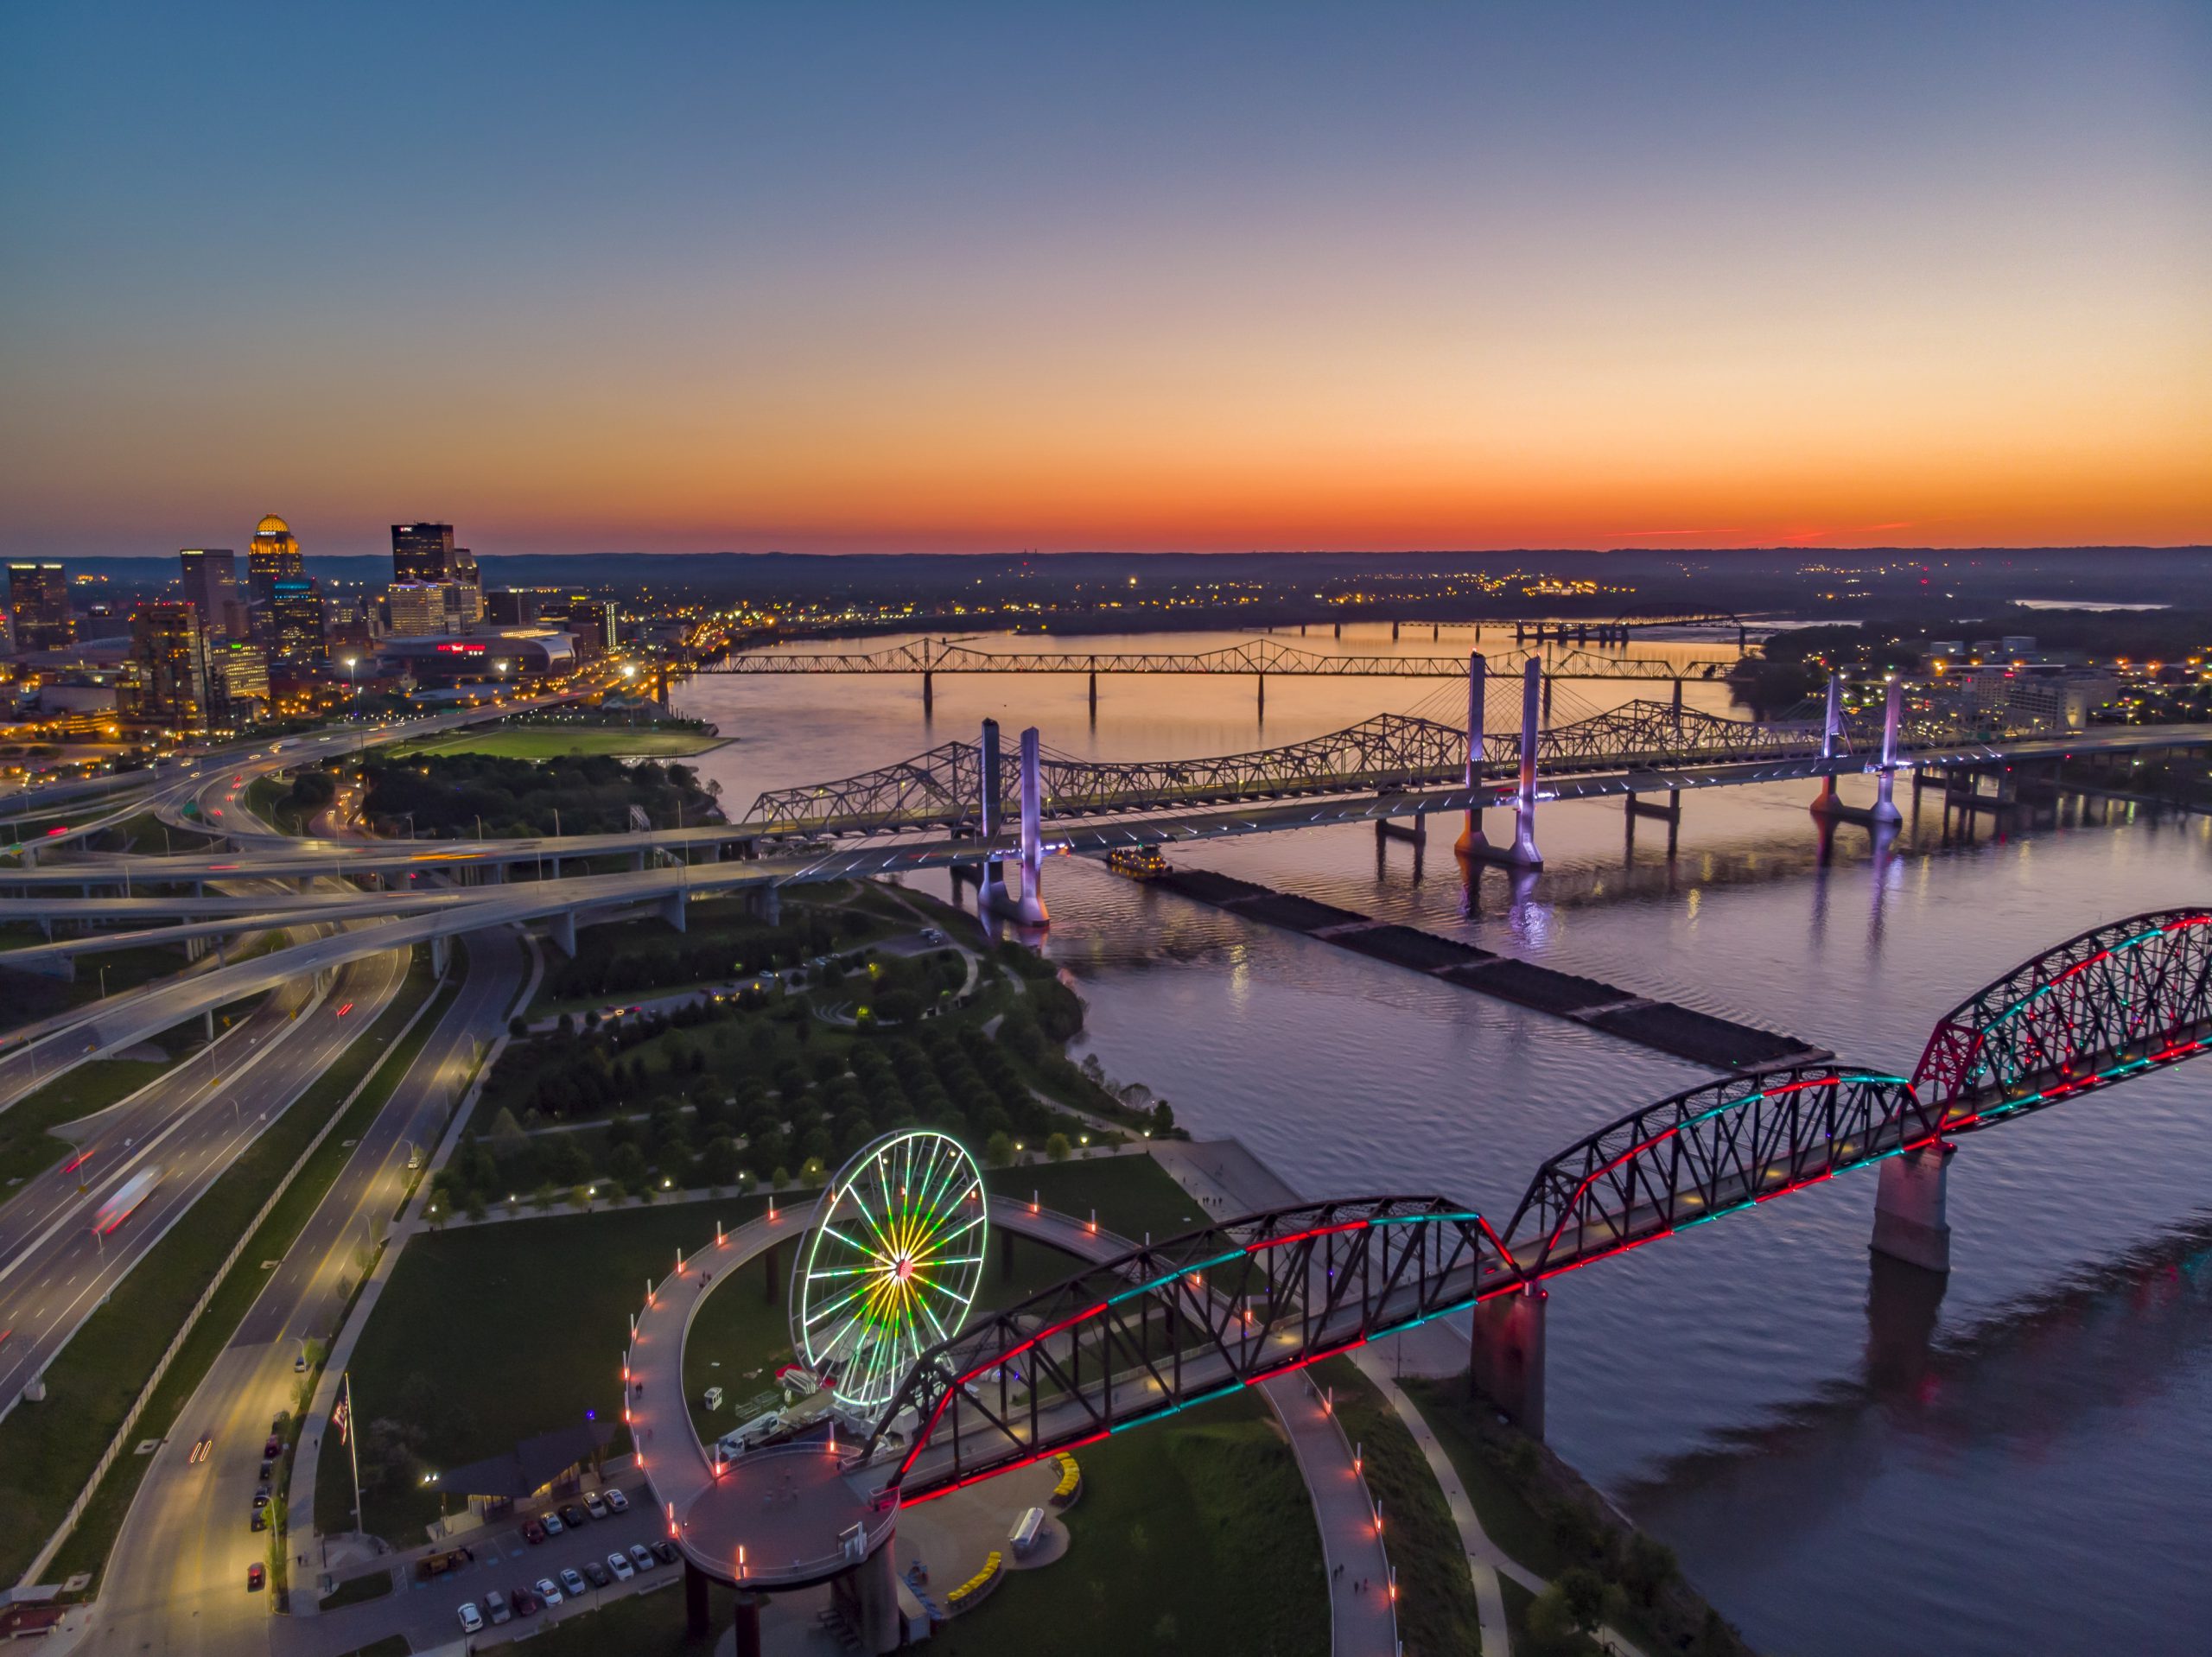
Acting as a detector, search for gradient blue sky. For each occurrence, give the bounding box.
[3,2,2206,558]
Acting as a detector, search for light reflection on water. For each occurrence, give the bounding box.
[673,637,2212,1657]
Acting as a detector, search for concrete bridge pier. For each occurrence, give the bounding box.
[661,888,688,931]
[839,1543,901,1654]
[550,911,577,958]
[430,933,451,976]
[1391,619,1400,641]
[1255,669,1265,716]
[1087,671,1097,720]
[921,670,933,715]
[1872,1142,1954,1273]
[730,1590,766,1657]
[1469,1285,1547,1438]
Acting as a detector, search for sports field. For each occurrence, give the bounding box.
[398,725,722,759]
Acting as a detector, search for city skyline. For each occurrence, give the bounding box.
[3,2,2207,560]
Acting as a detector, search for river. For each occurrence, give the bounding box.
[671,625,2212,1657]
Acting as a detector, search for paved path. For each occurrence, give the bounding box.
[1262,1369,1399,1657]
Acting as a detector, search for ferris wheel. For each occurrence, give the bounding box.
[792,1128,989,1412]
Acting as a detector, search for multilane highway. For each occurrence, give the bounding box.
[86,928,531,1657]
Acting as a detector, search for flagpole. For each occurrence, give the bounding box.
[344,1370,365,1540]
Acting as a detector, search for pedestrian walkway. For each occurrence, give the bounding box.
[1262,1370,1400,1657]
[1354,1348,1649,1657]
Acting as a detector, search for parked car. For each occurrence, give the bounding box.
[251,1488,270,1509]
[603,1487,630,1514]
[522,1517,546,1544]
[510,1586,541,1616]
[246,1564,264,1592]
[542,1510,564,1535]
[457,1603,483,1635]
[650,1540,679,1565]
[581,1559,612,1589]
[250,1510,266,1533]
[484,1589,511,1625]
[257,1458,273,1480]
[263,1434,283,1459]
[561,1502,589,1528]
[558,1567,588,1598]
[536,1576,565,1607]
[584,1491,608,1521]
[606,1551,634,1582]
[628,1544,655,1574]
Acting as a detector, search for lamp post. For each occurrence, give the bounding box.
[342,657,359,719]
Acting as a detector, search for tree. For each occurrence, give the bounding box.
[985,1131,1016,1169]
[1620,1530,1678,1607]
[1045,1132,1072,1163]
[700,1136,741,1189]
[609,1143,650,1193]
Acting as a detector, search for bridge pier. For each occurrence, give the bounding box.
[550,911,577,958]
[1391,619,1399,641]
[921,669,933,714]
[1088,670,1097,720]
[1255,669,1265,716]
[848,1542,901,1654]
[430,932,451,976]
[1469,1285,1547,1438]
[661,888,688,931]
[1465,658,1544,867]
[731,1590,765,1657]
[1871,1142,1954,1273]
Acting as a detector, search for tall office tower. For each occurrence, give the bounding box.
[124,600,213,733]
[207,639,270,730]
[385,581,445,637]
[247,514,303,645]
[391,522,457,584]
[270,578,327,668]
[6,562,74,652]
[178,547,245,638]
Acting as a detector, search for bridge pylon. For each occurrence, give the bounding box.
[1810,671,1846,816]
[1872,676,1905,825]
[1454,651,1490,858]
[985,725,1049,927]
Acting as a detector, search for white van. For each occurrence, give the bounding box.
[715,1409,784,1461]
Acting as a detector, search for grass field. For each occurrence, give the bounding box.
[19,957,442,1591]
[986,1153,1207,1246]
[941,1387,1327,1657]
[320,1192,772,1540]
[1318,1356,1485,1657]
[318,1567,395,1610]
[400,727,722,760]
[0,1056,175,1195]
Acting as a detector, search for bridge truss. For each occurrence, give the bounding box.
[741,688,2056,837]
[1913,908,2212,1129]
[1494,1067,1936,1279]
[870,1196,1513,1501]
[707,636,1743,684]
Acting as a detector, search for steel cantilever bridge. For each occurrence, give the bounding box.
[856,908,2212,1498]
[751,691,1945,838]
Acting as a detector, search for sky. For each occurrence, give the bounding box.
[2,2,2207,560]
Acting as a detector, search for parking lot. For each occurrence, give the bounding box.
[309,1476,678,1653]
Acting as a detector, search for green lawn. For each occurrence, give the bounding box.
[986,1152,1205,1248]
[1317,1357,1485,1657]
[940,1387,1326,1657]
[1399,1376,1560,1578]
[401,727,722,760]
[321,1192,774,1541]
[332,1636,411,1657]
[503,1582,697,1654]
[0,1056,175,1196]
[22,958,442,1591]
[86,810,218,855]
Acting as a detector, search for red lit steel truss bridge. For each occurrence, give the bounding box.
[858,908,2212,1496]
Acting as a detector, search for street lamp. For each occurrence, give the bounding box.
[342,657,359,717]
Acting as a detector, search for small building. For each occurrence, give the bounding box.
[437,1419,618,1521]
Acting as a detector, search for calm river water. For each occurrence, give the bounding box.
[673,625,2212,1657]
